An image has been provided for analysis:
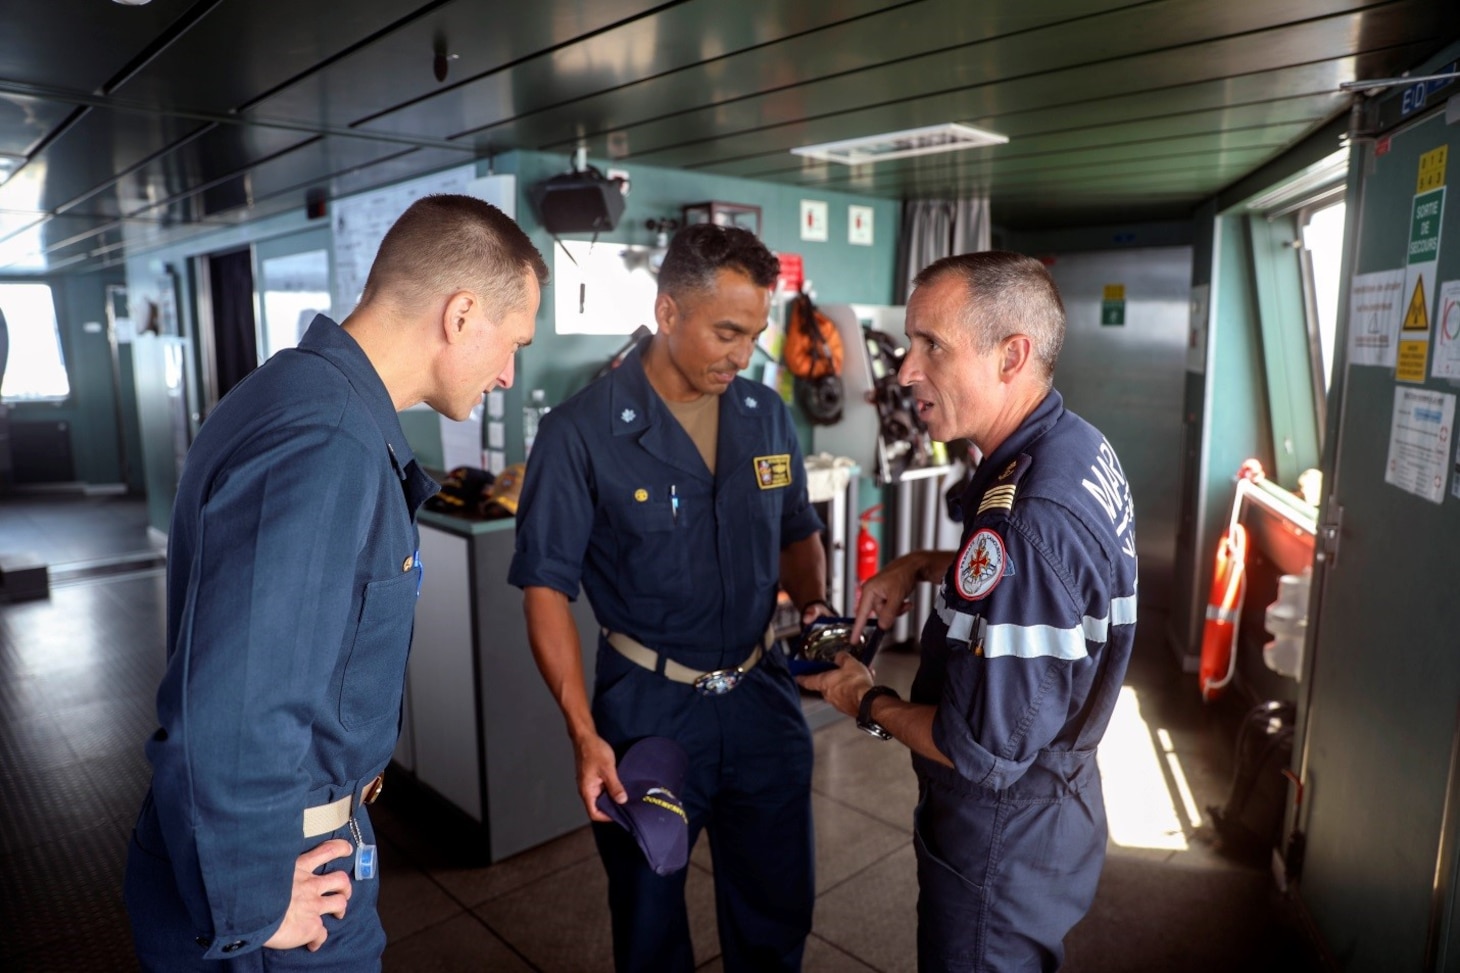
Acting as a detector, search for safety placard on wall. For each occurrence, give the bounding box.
[1100,283,1126,326]
[1348,268,1406,367]
[1385,385,1454,504]
[1397,146,1447,382]
[1434,279,1460,380]
[800,199,829,242]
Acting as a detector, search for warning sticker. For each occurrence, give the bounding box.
[1399,150,1446,384]
[1404,276,1430,332]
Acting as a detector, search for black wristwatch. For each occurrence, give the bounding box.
[857,686,900,740]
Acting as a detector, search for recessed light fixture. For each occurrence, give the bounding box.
[791,123,1008,166]
[112,0,154,6]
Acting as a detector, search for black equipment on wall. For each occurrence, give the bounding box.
[531,167,627,234]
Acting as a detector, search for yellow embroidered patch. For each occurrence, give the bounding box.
[753,454,792,490]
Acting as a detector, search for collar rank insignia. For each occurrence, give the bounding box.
[621,408,637,423]
[744,396,758,409]
[977,453,1032,516]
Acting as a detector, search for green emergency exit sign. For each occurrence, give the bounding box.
[1101,283,1125,325]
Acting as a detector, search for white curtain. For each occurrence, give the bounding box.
[894,197,992,303]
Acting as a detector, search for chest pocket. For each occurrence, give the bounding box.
[743,489,784,589]
[609,497,691,599]
[339,568,418,729]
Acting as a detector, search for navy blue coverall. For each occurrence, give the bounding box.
[125,316,437,971]
[910,390,1138,972]
[508,340,824,972]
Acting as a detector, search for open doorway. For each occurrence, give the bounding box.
[199,247,258,413]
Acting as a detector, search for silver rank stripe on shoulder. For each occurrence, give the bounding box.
[977,484,1017,515]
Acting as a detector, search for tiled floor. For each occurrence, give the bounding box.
[0,495,1323,972]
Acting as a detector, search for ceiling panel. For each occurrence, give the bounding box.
[600,1,1434,169]
[0,0,198,94]
[709,54,1380,182]
[432,0,1171,155]
[0,93,79,159]
[247,0,684,133]
[107,0,465,115]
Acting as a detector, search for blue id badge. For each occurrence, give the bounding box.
[348,816,377,880]
[354,842,377,880]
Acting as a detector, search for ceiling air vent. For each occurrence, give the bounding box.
[791,123,1007,166]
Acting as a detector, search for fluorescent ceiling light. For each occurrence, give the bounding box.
[791,123,1008,166]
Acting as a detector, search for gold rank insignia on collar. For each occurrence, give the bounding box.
[976,453,1032,515]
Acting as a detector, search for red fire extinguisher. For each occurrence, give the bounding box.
[857,505,883,595]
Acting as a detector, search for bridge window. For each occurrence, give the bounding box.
[0,282,69,401]
[1300,199,1346,401]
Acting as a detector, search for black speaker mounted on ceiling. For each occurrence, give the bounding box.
[531,166,627,235]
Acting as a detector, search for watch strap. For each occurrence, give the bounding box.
[857,685,899,740]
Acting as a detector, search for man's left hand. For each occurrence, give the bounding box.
[796,651,874,718]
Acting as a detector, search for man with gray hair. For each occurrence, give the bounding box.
[126,195,546,971]
[800,251,1138,971]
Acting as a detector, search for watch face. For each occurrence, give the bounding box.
[857,719,892,740]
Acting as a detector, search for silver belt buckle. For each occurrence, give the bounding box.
[693,667,744,696]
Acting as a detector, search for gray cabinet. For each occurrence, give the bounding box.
[394,513,598,862]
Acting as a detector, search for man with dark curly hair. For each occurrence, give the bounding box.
[511,224,831,972]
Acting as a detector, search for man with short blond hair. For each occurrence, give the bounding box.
[126,195,546,971]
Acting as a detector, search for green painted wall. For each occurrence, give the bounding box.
[4,268,132,488]
[117,152,899,529]
[490,149,901,465]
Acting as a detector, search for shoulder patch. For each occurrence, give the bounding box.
[955,528,1007,601]
[976,453,1032,516]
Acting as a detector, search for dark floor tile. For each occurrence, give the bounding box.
[424,822,599,908]
[475,854,721,972]
[811,718,918,834]
[812,843,918,973]
[0,820,131,962]
[810,793,909,895]
[78,749,152,828]
[1066,854,1322,973]
[382,913,534,973]
[376,838,466,943]
[0,760,110,856]
[694,934,881,972]
[0,710,81,779]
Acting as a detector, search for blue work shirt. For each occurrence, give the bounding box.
[914,389,1139,792]
[141,316,437,960]
[508,339,822,663]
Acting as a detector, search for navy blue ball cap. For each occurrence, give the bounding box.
[595,736,690,876]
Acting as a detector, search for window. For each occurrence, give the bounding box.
[0,282,69,401]
[1300,200,1347,398]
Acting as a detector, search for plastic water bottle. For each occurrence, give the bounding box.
[523,389,549,459]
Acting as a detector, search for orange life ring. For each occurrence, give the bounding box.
[1199,523,1247,701]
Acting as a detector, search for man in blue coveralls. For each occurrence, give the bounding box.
[125,195,547,971]
[510,224,832,972]
[801,251,1139,972]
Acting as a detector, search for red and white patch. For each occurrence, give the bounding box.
[955,529,1006,601]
